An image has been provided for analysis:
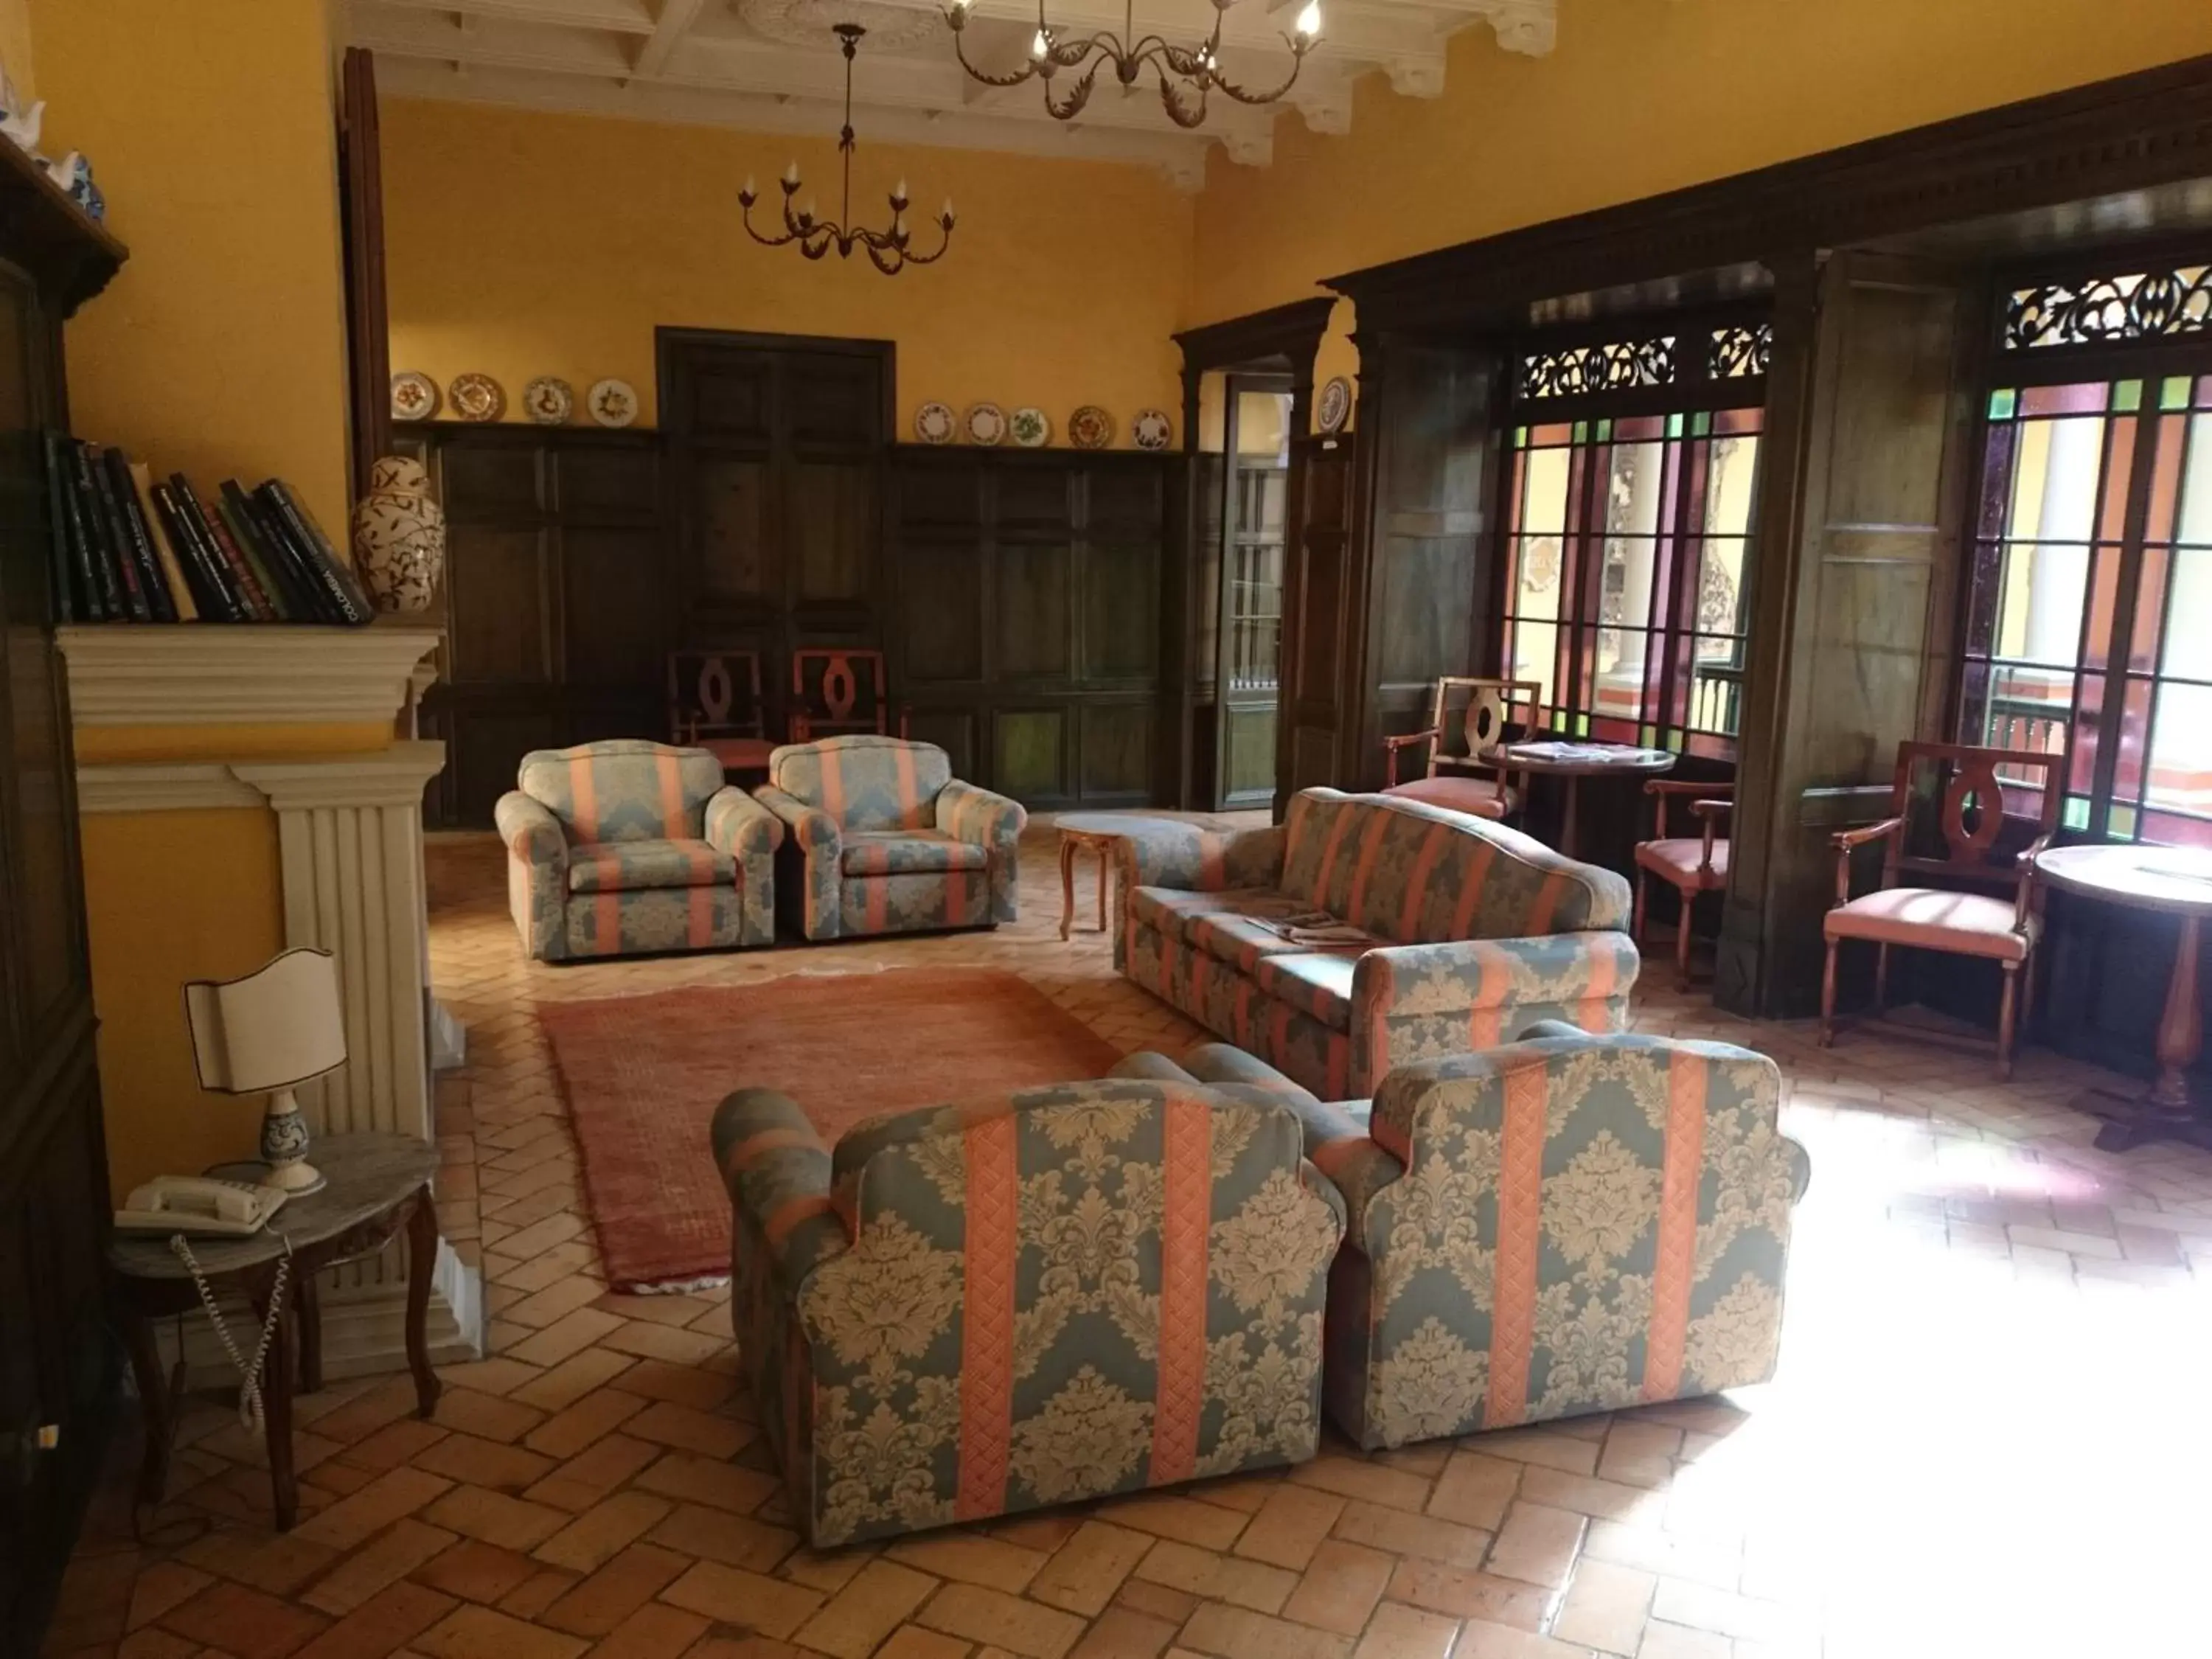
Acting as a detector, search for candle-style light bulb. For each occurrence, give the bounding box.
[783,161,800,186]
[894,176,908,201]
[941,198,956,226]
[1295,0,1321,38]
[742,173,757,198]
[801,197,816,223]
[1031,27,1048,58]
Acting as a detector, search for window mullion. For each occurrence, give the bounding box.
[2087,394,2165,840]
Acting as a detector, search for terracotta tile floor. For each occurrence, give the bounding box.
[46,818,2212,1659]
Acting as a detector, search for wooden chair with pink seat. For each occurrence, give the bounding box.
[669,649,775,776]
[1380,675,1540,822]
[1819,741,2062,1080]
[1634,779,1733,990]
[790,647,907,743]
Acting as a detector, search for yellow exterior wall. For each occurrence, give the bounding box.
[83,805,287,1200]
[381,97,1194,437]
[30,0,354,537]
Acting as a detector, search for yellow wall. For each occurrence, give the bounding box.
[83,805,287,1199]
[31,0,354,537]
[1193,0,2212,415]
[382,98,1194,438]
[0,0,32,105]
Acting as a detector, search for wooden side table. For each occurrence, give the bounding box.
[108,1133,444,1530]
[2034,843,2212,1152]
[1492,741,1677,860]
[1053,813,1197,942]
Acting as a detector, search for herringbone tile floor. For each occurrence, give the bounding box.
[45,819,2212,1659]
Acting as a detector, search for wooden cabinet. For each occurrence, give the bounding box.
[0,148,125,1647]
[890,448,1170,808]
[411,426,661,827]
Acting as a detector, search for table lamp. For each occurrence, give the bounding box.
[183,947,347,1196]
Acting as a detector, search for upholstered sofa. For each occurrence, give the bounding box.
[754,734,1026,941]
[495,740,782,961]
[1135,1030,1809,1450]
[711,1071,1346,1547]
[1116,788,1639,1099]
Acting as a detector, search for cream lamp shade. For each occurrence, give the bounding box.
[184,947,347,1194]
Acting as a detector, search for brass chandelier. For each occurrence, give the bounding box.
[739,23,953,275]
[941,0,1321,128]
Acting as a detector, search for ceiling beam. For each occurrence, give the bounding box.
[630,0,705,77]
[362,0,655,33]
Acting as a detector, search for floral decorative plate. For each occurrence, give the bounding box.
[914,401,956,445]
[391,371,440,423]
[1010,406,1051,448]
[964,403,1007,446]
[1067,406,1114,450]
[587,378,639,428]
[523,377,574,425]
[448,372,504,423]
[1131,408,1173,451]
[1316,375,1353,434]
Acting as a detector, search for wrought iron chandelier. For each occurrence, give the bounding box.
[940,0,1321,128]
[739,23,953,275]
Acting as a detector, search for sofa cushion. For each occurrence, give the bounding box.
[1252,952,1357,1032]
[519,740,728,844]
[1279,787,1631,943]
[768,735,952,832]
[841,829,988,877]
[1130,885,1378,973]
[568,838,734,893]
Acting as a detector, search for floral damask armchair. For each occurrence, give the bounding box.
[710,1076,1346,1546]
[494,740,782,961]
[1291,1022,1808,1450]
[753,734,1026,941]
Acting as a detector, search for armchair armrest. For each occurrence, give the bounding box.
[1115,819,1287,893]
[1382,728,1438,787]
[2015,832,2054,928]
[936,779,1027,849]
[1829,815,1905,906]
[1644,778,1733,842]
[710,1088,848,1294]
[494,792,567,874]
[704,787,783,858]
[754,784,841,858]
[1353,931,1640,1020]
[1275,1095,1403,1243]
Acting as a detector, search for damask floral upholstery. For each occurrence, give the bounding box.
[1126,1029,1808,1451]
[1116,789,1640,1099]
[494,740,781,961]
[754,734,1026,941]
[711,1075,1347,1546]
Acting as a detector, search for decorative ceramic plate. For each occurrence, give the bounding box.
[523,377,574,425]
[1131,408,1173,451]
[390,371,440,423]
[1316,375,1353,434]
[587,378,639,428]
[1067,406,1114,450]
[914,401,956,445]
[449,372,504,423]
[1010,406,1051,448]
[964,402,1006,446]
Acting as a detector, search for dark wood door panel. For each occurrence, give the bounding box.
[448,706,566,827]
[793,462,874,603]
[906,706,978,779]
[692,361,774,442]
[695,453,773,604]
[898,542,985,684]
[563,526,664,687]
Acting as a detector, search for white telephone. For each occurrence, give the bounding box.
[115,1175,287,1237]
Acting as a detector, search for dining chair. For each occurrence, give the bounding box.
[790,647,906,743]
[1380,676,1542,821]
[1634,779,1733,990]
[1819,741,2062,1080]
[669,648,775,773]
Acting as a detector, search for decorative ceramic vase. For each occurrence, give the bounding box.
[351,456,447,614]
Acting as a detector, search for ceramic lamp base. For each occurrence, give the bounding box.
[259,1088,326,1196]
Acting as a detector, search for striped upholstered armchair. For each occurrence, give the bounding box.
[1127,1029,1809,1452]
[711,1074,1346,1546]
[753,734,1026,941]
[493,740,782,961]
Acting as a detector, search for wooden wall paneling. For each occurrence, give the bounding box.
[338,47,390,501]
[1281,431,1356,799]
[1718,251,1979,1018]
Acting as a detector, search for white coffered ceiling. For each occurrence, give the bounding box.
[344,0,1555,190]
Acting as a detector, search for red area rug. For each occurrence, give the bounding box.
[538,967,1123,1291]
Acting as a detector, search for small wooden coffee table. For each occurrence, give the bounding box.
[108,1133,444,1530]
[2034,842,2212,1152]
[1492,740,1677,860]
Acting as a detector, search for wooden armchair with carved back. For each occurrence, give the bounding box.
[1635,779,1734,991]
[1819,742,2062,1080]
[669,649,774,774]
[789,647,907,745]
[1380,676,1542,823]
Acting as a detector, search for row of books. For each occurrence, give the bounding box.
[45,433,375,626]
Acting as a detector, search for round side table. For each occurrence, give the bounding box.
[1053,813,1194,942]
[1491,741,1677,860]
[2034,842,2212,1152]
[108,1132,444,1531]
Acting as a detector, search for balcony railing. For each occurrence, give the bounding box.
[1691,661,1742,735]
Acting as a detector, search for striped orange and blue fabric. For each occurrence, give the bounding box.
[711,1077,1346,1548]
